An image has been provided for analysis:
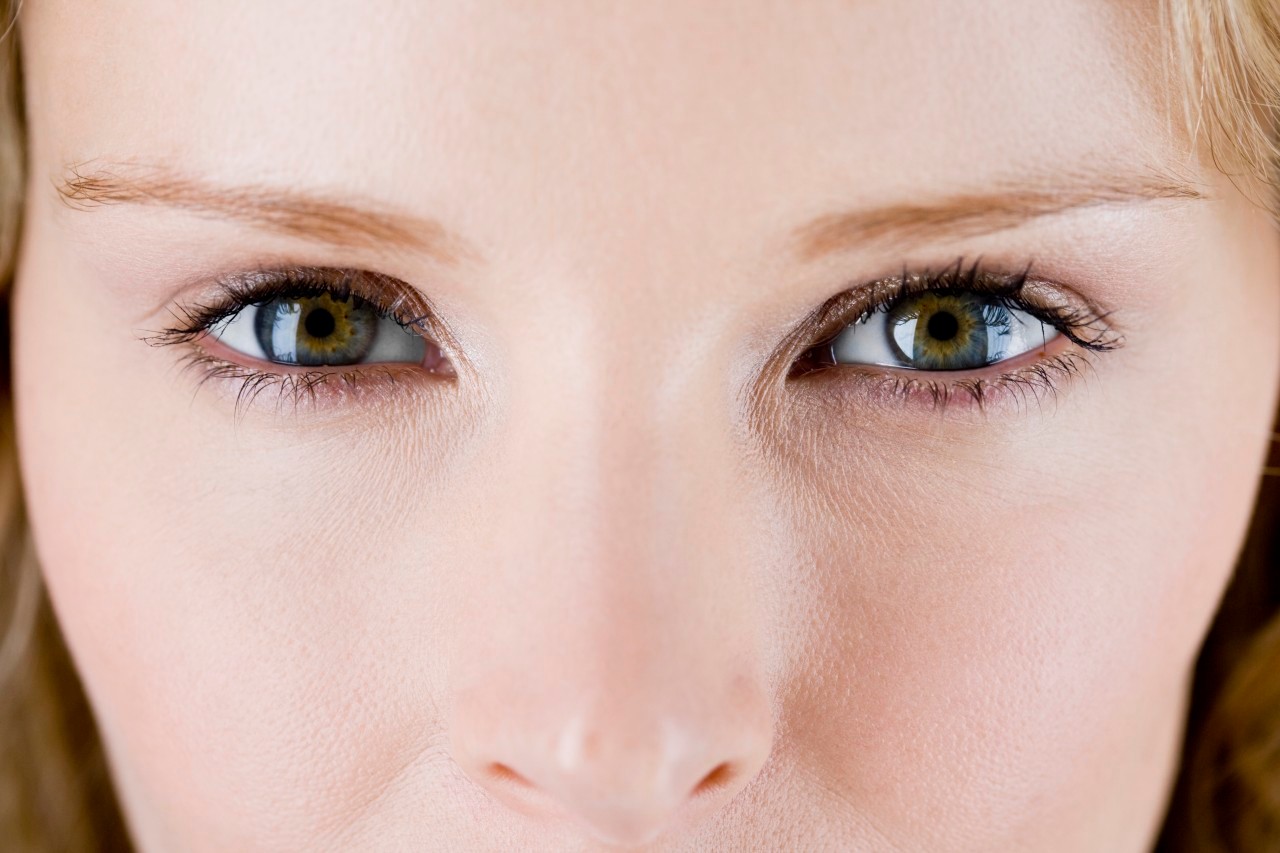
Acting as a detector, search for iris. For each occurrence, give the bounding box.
[253,292,377,366]
[885,292,1010,370]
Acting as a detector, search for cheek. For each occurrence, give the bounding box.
[768,238,1279,844]
[10,238,486,846]
[775,463,1213,843]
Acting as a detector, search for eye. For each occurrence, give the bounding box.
[209,290,428,367]
[829,290,1059,371]
[785,263,1123,410]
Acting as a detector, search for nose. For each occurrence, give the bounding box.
[454,671,772,846]
[448,531,774,846]
[451,598,774,847]
[446,364,774,846]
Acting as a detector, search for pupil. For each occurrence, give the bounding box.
[304,308,336,339]
[926,310,959,342]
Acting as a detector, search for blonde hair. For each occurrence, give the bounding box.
[0,2,1277,850]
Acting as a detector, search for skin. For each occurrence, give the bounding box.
[9,0,1280,850]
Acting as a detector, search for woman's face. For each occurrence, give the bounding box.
[11,0,1279,850]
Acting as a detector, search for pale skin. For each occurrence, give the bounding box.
[10,0,1280,850]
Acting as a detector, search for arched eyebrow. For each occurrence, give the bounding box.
[56,162,1205,267]
[54,162,482,265]
[790,170,1206,262]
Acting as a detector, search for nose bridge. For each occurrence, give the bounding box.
[447,315,773,844]
[495,300,742,600]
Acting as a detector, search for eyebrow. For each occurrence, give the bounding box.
[790,171,1206,261]
[55,163,480,265]
[57,163,1204,267]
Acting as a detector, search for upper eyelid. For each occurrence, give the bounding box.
[834,270,1121,344]
[178,267,436,331]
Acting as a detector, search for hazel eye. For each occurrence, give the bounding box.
[831,291,1059,371]
[208,291,429,367]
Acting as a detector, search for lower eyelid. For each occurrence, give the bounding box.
[173,346,448,418]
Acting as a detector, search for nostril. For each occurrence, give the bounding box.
[691,762,734,797]
[489,762,533,788]
[481,762,565,818]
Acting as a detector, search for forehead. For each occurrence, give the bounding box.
[20,0,1174,286]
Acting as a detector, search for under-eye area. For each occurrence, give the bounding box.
[786,258,1124,413]
[142,266,457,414]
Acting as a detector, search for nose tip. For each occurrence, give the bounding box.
[456,709,771,846]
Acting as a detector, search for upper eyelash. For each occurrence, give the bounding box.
[144,266,437,348]
[789,257,1124,378]
[139,267,452,417]
[145,259,1118,418]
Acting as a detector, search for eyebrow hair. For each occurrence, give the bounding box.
[58,163,1204,268]
[790,171,1206,261]
[55,163,481,264]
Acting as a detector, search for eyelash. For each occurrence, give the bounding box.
[786,259,1124,412]
[147,259,1122,417]
[144,267,449,415]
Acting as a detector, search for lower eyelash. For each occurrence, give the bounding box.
[874,351,1095,412]
[173,350,420,420]
[795,348,1100,418]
